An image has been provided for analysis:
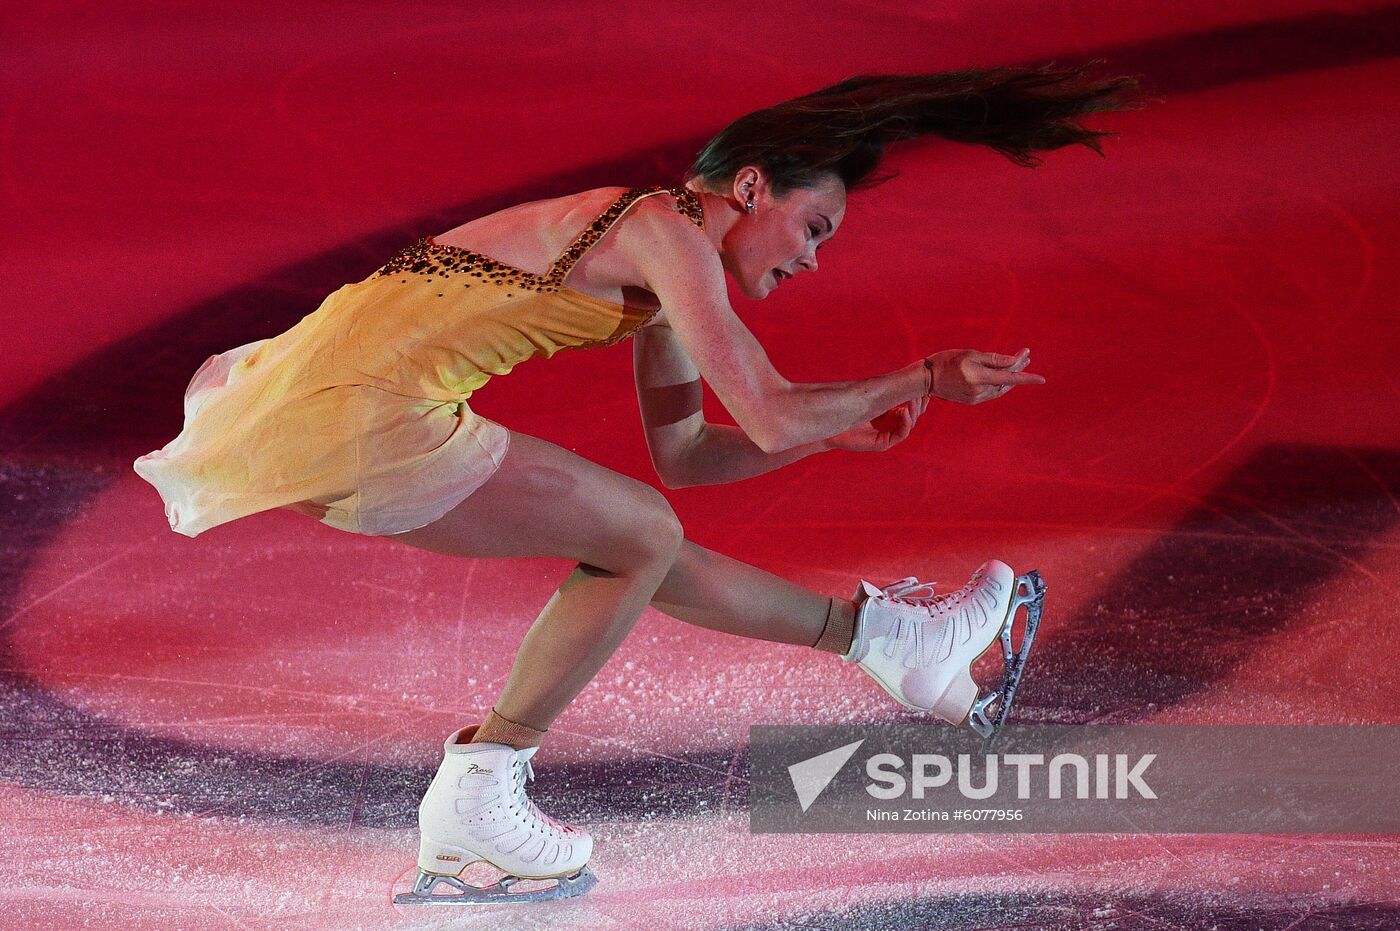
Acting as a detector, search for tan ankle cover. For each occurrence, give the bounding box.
[812,597,856,655]
[471,707,548,750]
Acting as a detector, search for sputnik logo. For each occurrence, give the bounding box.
[788,739,865,812]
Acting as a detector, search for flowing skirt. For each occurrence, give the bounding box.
[133,340,511,538]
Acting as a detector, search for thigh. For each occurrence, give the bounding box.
[391,430,684,573]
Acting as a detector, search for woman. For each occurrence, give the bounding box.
[134,64,1140,903]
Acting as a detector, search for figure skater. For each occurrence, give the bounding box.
[134,64,1141,904]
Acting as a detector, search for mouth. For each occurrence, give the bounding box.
[771,268,790,283]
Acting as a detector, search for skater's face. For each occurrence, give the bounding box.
[723,168,845,300]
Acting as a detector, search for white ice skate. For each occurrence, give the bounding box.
[843,559,1046,752]
[394,724,596,906]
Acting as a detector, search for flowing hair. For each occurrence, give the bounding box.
[685,60,1147,195]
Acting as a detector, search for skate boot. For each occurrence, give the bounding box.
[394,724,596,906]
[842,560,1046,752]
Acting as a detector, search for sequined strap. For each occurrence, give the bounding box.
[541,186,704,288]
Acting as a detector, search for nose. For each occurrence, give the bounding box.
[796,251,818,274]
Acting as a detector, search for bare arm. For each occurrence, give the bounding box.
[777,367,929,450]
[678,424,830,487]
[629,206,928,454]
[633,319,829,488]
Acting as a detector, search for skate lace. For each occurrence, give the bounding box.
[878,576,977,667]
[509,757,566,841]
[881,577,961,612]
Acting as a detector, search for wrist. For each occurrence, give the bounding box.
[922,356,934,399]
[894,359,926,404]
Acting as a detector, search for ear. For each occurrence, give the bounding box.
[730,165,767,208]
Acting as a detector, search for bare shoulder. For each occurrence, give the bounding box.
[435,185,636,272]
[526,185,631,237]
[438,185,625,232]
[562,185,631,217]
[617,192,721,287]
[626,191,711,248]
[537,184,630,211]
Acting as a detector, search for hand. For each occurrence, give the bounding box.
[825,394,930,453]
[926,347,1045,404]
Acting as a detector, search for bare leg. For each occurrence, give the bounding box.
[490,559,675,730]
[380,430,855,746]
[648,540,857,652]
[390,431,685,742]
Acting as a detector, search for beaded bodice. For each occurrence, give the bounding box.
[278,186,709,401]
[375,185,704,303]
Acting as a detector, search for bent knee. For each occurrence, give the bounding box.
[586,488,684,574]
[644,503,686,564]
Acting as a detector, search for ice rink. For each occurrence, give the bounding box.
[3,2,1399,928]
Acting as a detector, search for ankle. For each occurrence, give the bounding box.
[467,707,548,750]
[811,597,858,656]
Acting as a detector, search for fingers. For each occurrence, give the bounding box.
[970,384,1011,404]
[980,368,1046,387]
[978,348,1030,368]
[967,349,1042,388]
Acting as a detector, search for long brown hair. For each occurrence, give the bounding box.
[686,61,1146,195]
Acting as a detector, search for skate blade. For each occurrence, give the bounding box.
[393,865,597,905]
[967,570,1046,754]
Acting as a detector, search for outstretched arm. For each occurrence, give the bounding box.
[633,317,829,489]
[627,205,926,454]
[624,201,1046,454]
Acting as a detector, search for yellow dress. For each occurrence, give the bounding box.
[134,186,705,537]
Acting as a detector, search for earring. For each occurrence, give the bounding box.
[745,196,755,213]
